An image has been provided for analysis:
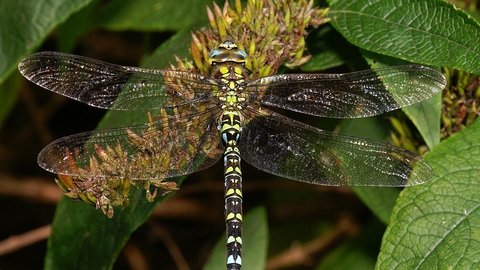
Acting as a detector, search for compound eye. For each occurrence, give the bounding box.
[209,50,232,64]
[208,41,248,65]
[230,50,247,63]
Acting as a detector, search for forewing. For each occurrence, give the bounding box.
[246,65,446,118]
[239,107,433,186]
[38,108,223,180]
[18,52,217,110]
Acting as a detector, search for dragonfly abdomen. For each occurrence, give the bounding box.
[219,104,245,270]
[223,140,243,270]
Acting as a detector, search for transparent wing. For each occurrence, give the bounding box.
[38,107,223,180]
[18,52,218,110]
[246,65,445,118]
[239,107,432,186]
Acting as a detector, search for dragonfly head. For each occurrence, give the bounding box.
[208,40,248,66]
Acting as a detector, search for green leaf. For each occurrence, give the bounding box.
[316,220,384,270]
[377,118,480,269]
[361,50,443,149]
[94,0,214,31]
[97,29,193,129]
[338,61,443,223]
[204,207,268,270]
[45,188,174,269]
[0,0,94,82]
[0,72,22,128]
[352,186,400,224]
[45,30,193,270]
[57,1,100,52]
[302,25,360,71]
[339,117,401,224]
[328,0,480,73]
[403,94,442,148]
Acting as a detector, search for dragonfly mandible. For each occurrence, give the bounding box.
[18,40,446,270]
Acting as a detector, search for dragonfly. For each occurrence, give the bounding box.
[19,40,445,270]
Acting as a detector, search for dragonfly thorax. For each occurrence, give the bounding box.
[216,70,246,146]
[209,42,249,148]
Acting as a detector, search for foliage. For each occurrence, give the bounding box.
[1,0,479,269]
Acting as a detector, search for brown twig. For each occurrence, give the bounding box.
[147,221,191,270]
[0,174,63,204]
[0,224,51,256]
[265,214,360,269]
[123,241,150,270]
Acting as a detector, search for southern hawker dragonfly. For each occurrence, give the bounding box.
[18,40,446,270]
